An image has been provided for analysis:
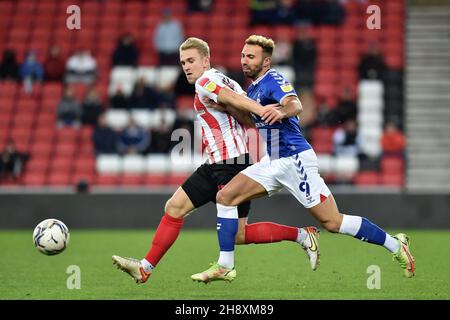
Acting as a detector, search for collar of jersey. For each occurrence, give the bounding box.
[252,68,275,86]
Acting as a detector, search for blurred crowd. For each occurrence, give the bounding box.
[0,0,405,185]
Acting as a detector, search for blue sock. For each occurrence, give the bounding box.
[339,214,388,246]
[216,204,238,268]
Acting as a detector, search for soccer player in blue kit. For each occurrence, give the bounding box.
[191,35,415,282]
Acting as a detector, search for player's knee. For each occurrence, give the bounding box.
[164,198,187,219]
[321,219,341,233]
[216,189,236,206]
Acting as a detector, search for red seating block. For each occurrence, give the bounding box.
[380,156,404,174]
[353,171,380,185]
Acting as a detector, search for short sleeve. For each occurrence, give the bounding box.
[195,77,224,103]
[267,73,297,104]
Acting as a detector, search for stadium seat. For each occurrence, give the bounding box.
[143,173,168,186]
[167,173,189,186]
[47,172,71,186]
[145,154,170,173]
[26,159,49,173]
[120,174,143,186]
[334,155,359,175]
[122,155,146,173]
[22,173,46,186]
[130,110,153,129]
[317,154,333,174]
[380,173,404,187]
[358,80,384,98]
[95,174,119,186]
[105,109,130,130]
[96,155,122,174]
[157,66,180,88]
[136,66,159,86]
[380,157,404,174]
[353,171,380,186]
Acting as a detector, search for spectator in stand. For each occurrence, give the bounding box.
[65,49,97,84]
[154,9,184,66]
[57,86,82,127]
[19,51,44,94]
[250,0,277,25]
[129,77,161,110]
[315,99,338,127]
[295,0,317,25]
[112,33,139,67]
[93,113,118,155]
[381,121,405,157]
[318,0,345,25]
[188,0,213,12]
[19,51,44,82]
[81,87,103,126]
[109,87,129,110]
[333,119,361,157]
[0,140,29,181]
[44,46,65,82]
[275,0,297,25]
[0,49,19,81]
[359,42,387,80]
[118,118,151,155]
[272,35,293,65]
[292,26,316,88]
[336,86,357,124]
[150,107,173,154]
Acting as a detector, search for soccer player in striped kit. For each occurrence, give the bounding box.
[112,37,320,284]
[192,35,415,282]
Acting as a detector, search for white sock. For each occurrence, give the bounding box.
[339,214,362,236]
[384,235,400,253]
[296,228,307,243]
[140,258,154,273]
[218,251,234,269]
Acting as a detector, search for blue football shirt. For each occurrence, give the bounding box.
[247,68,311,158]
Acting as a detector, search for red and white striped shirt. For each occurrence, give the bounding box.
[194,68,248,164]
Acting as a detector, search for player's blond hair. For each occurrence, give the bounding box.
[179,37,210,58]
[245,35,275,56]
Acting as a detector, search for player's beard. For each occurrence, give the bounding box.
[243,62,263,80]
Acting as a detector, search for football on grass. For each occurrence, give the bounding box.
[33,219,70,255]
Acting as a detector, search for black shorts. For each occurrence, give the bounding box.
[181,154,252,218]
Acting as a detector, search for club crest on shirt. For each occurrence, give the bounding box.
[204,80,217,92]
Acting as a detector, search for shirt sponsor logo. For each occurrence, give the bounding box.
[204,80,217,92]
[281,84,293,92]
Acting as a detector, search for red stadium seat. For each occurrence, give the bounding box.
[22,173,47,186]
[26,159,49,173]
[51,156,74,172]
[54,142,77,158]
[120,174,143,186]
[353,171,380,186]
[95,174,120,186]
[143,173,168,186]
[380,157,404,174]
[56,127,80,143]
[167,174,189,186]
[47,172,71,186]
[30,141,53,158]
[380,173,404,187]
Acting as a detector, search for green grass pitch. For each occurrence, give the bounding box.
[1,229,449,300]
